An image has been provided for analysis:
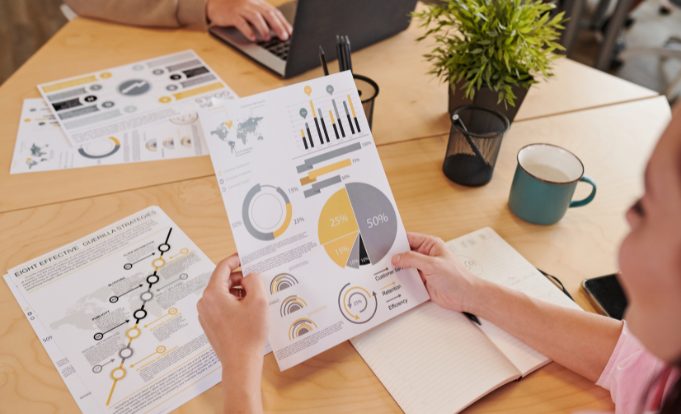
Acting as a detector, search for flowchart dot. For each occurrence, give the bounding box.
[152,258,165,269]
[110,367,126,381]
[125,326,141,339]
[119,347,134,360]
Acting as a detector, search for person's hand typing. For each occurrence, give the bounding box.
[207,0,293,42]
[392,232,484,313]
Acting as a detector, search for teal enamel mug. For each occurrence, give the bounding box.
[508,143,597,225]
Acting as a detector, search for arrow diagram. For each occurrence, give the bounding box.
[338,283,378,324]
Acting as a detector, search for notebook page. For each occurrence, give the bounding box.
[446,227,582,376]
[351,302,520,414]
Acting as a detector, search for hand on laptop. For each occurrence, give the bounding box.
[207,0,293,42]
[392,232,485,313]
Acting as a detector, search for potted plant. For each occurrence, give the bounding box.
[415,0,565,123]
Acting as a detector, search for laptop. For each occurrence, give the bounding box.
[209,0,418,78]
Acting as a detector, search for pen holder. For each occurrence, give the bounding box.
[353,74,379,129]
[443,105,509,187]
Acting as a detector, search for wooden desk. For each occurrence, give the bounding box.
[0,96,670,413]
[0,6,659,213]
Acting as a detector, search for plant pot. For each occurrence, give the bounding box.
[448,83,529,124]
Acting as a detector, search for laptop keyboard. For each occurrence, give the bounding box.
[257,38,291,61]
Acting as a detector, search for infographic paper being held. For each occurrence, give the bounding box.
[38,50,234,146]
[11,98,227,174]
[4,207,222,414]
[201,71,430,370]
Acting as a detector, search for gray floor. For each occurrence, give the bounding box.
[570,0,681,100]
[0,0,679,100]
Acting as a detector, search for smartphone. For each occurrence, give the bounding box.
[582,274,628,320]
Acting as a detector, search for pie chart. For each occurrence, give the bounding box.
[318,182,397,268]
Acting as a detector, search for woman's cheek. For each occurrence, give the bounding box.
[617,231,644,299]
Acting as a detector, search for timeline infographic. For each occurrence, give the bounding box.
[201,71,429,370]
[3,207,231,414]
[38,50,233,146]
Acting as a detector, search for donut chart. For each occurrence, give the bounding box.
[242,184,292,241]
[338,283,378,324]
[78,136,121,159]
[318,182,397,268]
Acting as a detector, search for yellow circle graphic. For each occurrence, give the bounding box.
[110,367,126,380]
[152,257,166,269]
[125,326,141,339]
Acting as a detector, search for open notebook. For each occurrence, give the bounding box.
[351,227,581,414]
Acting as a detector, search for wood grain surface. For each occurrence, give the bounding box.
[0,5,659,213]
[0,96,671,413]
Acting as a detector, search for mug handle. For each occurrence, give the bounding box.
[570,176,597,208]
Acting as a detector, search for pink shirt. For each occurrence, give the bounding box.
[595,322,679,414]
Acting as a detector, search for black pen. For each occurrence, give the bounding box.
[319,46,329,76]
[344,35,353,73]
[342,36,350,72]
[336,35,345,71]
[340,35,349,72]
[463,312,481,325]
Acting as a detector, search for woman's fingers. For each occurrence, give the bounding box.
[242,8,270,41]
[392,250,435,274]
[207,254,240,293]
[232,15,256,41]
[407,232,448,257]
[241,273,266,304]
[228,271,246,298]
[260,6,289,40]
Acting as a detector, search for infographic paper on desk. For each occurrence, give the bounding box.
[4,207,222,414]
[11,98,231,174]
[201,71,430,370]
[38,50,234,146]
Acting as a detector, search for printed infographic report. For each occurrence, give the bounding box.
[4,207,222,414]
[38,50,233,146]
[11,98,228,174]
[201,71,429,370]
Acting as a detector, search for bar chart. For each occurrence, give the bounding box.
[290,83,363,152]
[295,142,362,198]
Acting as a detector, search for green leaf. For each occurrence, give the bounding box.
[415,0,565,107]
